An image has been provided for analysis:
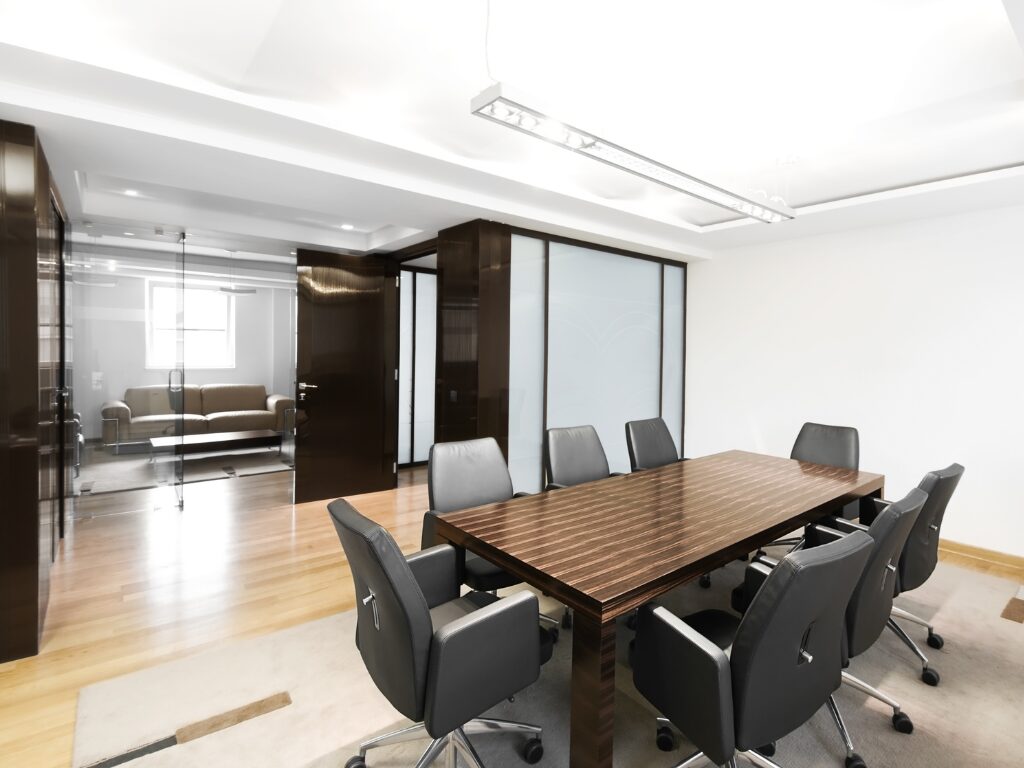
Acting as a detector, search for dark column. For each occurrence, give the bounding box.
[434,219,511,454]
[0,119,60,662]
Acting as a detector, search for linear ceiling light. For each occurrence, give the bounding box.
[470,83,795,224]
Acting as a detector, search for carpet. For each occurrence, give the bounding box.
[72,560,1024,767]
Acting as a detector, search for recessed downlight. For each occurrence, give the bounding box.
[124,189,139,196]
[290,250,297,256]
[123,232,135,236]
[340,223,355,231]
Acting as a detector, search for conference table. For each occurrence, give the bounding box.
[432,449,885,768]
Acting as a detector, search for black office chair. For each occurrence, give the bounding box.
[329,499,548,768]
[633,530,874,768]
[863,463,964,686]
[423,438,564,638]
[736,488,925,767]
[625,417,680,472]
[543,425,623,489]
[756,422,861,556]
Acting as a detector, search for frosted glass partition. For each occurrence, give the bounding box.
[547,242,661,474]
[661,265,685,455]
[397,272,414,465]
[507,235,546,492]
[412,272,437,462]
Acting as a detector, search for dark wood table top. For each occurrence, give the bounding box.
[433,450,884,621]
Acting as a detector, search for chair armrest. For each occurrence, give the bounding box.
[804,523,850,549]
[266,394,295,431]
[732,561,775,614]
[425,591,540,737]
[100,401,130,444]
[406,545,460,609]
[544,483,568,491]
[858,497,892,526]
[824,517,870,535]
[101,400,131,421]
[632,604,735,765]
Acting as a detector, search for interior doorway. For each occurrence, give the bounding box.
[67,231,297,513]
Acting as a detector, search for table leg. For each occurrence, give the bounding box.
[570,612,616,768]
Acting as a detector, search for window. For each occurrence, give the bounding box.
[146,282,236,369]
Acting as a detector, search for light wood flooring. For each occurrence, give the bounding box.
[0,468,427,768]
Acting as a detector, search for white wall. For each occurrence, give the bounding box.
[685,204,1024,558]
[74,275,295,439]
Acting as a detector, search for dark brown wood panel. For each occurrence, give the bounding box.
[570,613,616,768]
[435,450,884,620]
[434,219,511,455]
[0,119,63,662]
[294,250,398,502]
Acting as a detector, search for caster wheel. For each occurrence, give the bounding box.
[345,757,366,768]
[523,737,544,764]
[755,742,776,758]
[656,725,676,752]
[561,611,573,630]
[547,626,560,644]
[845,753,866,768]
[625,612,638,631]
[921,666,940,686]
[927,632,944,650]
[892,712,914,734]
[699,574,712,589]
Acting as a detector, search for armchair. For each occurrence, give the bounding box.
[328,499,548,768]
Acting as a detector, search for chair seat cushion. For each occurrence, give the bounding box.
[683,609,741,655]
[464,553,521,592]
[205,410,276,432]
[127,413,208,438]
[428,590,553,665]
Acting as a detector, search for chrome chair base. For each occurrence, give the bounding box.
[667,749,784,768]
[356,717,542,768]
[841,670,914,733]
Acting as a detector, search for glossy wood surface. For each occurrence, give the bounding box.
[0,119,62,662]
[295,250,398,502]
[435,449,883,768]
[435,450,884,621]
[435,219,511,454]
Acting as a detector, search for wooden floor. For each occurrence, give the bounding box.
[0,468,428,768]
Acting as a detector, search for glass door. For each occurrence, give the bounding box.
[170,233,186,509]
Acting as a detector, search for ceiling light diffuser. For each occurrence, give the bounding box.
[470,83,795,224]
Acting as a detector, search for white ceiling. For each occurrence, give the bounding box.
[1,0,1022,262]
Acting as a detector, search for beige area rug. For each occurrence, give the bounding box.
[73,561,1024,768]
[75,447,291,496]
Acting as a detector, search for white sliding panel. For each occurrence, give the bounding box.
[412,272,437,462]
[397,272,414,465]
[661,265,685,455]
[547,242,661,474]
[508,235,546,492]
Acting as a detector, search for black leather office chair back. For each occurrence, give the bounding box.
[790,422,859,470]
[328,498,432,724]
[846,488,926,657]
[899,463,964,593]
[730,531,874,751]
[625,417,678,472]
[428,437,514,513]
[544,425,610,487]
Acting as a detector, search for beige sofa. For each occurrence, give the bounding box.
[101,384,293,448]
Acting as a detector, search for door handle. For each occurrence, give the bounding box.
[298,382,318,391]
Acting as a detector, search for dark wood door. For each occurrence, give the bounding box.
[294,250,398,503]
